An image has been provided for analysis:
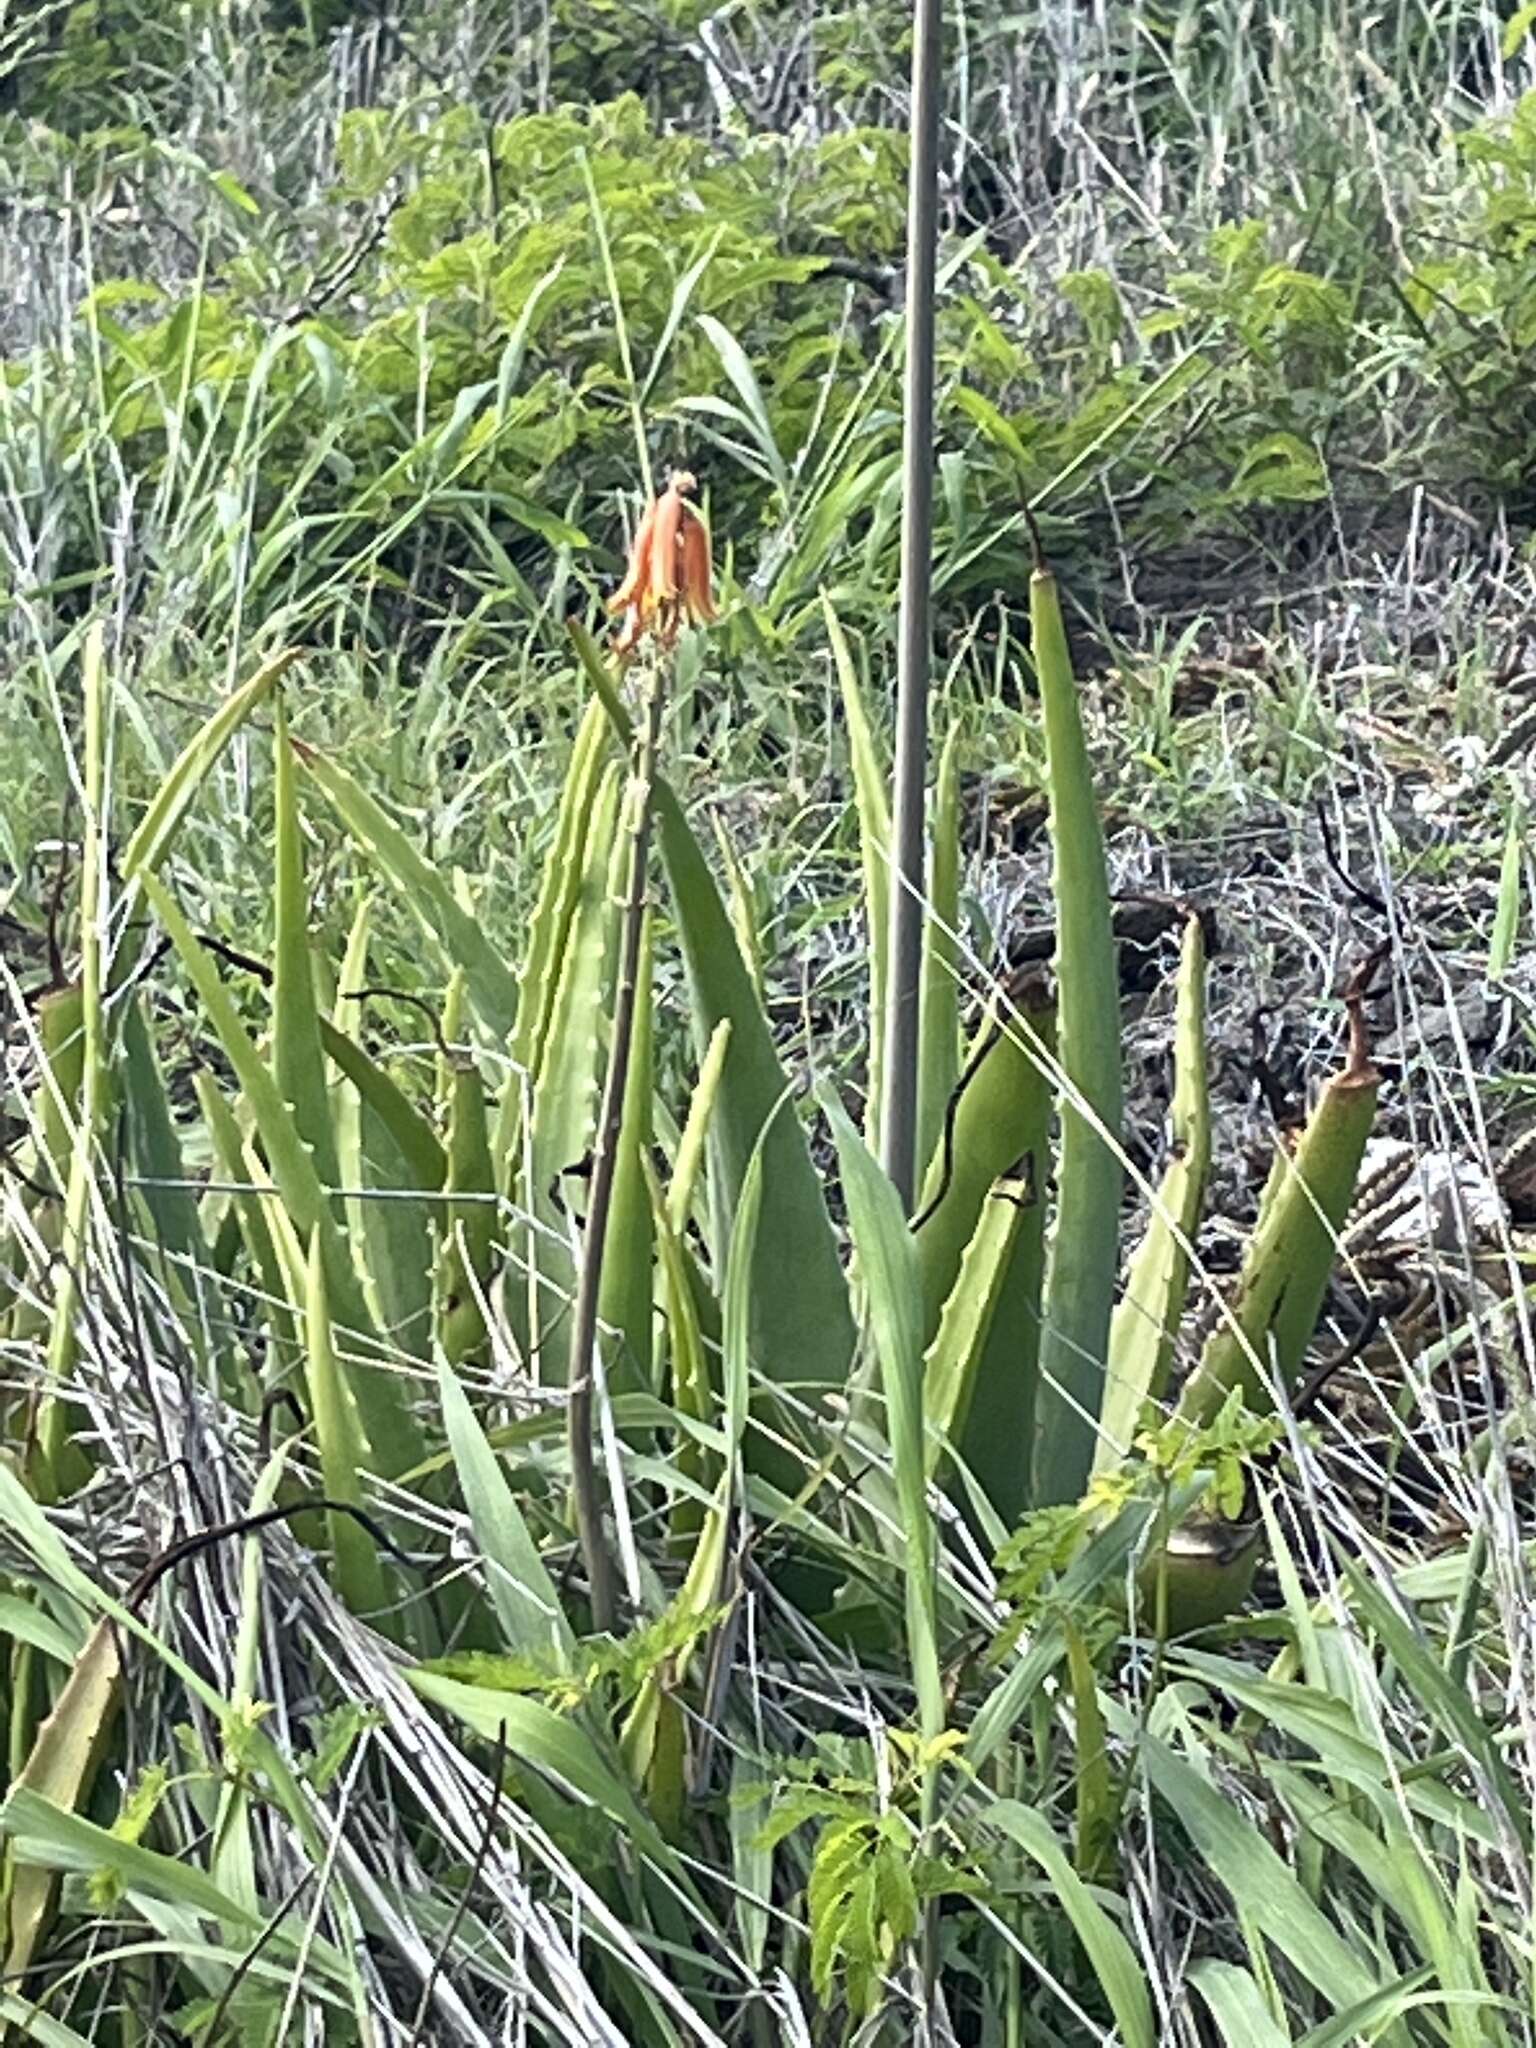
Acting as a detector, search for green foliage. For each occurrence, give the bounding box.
[0,8,1530,2044]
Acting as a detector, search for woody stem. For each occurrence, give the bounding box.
[567,651,667,1634]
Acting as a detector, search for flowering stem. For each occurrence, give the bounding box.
[567,653,667,1634]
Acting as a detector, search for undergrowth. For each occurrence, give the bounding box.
[1,3,1534,2045]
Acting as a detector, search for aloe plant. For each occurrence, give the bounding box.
[0,547,1392,2043]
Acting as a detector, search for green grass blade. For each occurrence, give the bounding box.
[407,1672,666,1861]
[1187,1960,1292,2048]
[1140,1732,1383,2009]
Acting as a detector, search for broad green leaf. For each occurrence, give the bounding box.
[1141,1733,1382,2008]
[989,1800,1153,2048]
[438,1358,574,1669]
[121,648,302,885]
[295,740,519,1038]
[407,1672,665,1860]
[829,1101,942,1748]
[3,1622,121,1990]
[1187,1959,1291,2048]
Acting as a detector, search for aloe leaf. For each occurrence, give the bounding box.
[508,696,611,1110]
[924,1188,1025,1473]
[1180,1012,1377,1426]
[295,739,519,1038]
[573,623,854,1411]
[824,595,890,1148]
[318,1019,445,1192]
[143,875,423,1477]
[915,980,1054,1348]
[917,723,962,1177]
[1030,559,1123,1507]
[650,1161,714,1554]
[34,986,85,1196]
[330,898,432,1356]
[667,1019,731,1236]
[273,698,340,1187]
[120,647,302,887]
[1097,914,1211,1473]
[196,1073,298,1382]
[436,1044,497,1369]
[2,1620,120,1993]
[300,1229,390,1621]
[119,994,202,1262]
[598,912,655,1396]
[521,764,623,1386]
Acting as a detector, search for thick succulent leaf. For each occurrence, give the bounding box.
[1030,563,1123,1507]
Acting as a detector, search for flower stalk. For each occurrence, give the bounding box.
[570,471,714,1631]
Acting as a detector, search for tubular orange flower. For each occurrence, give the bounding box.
[607,470,715,655]
[608,494,659,611]
[649,483,684,606]
[678,502,716,625]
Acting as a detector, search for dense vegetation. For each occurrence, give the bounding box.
[2,2,1535,2042]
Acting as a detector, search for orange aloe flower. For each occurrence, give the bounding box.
[609,470,716,656]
